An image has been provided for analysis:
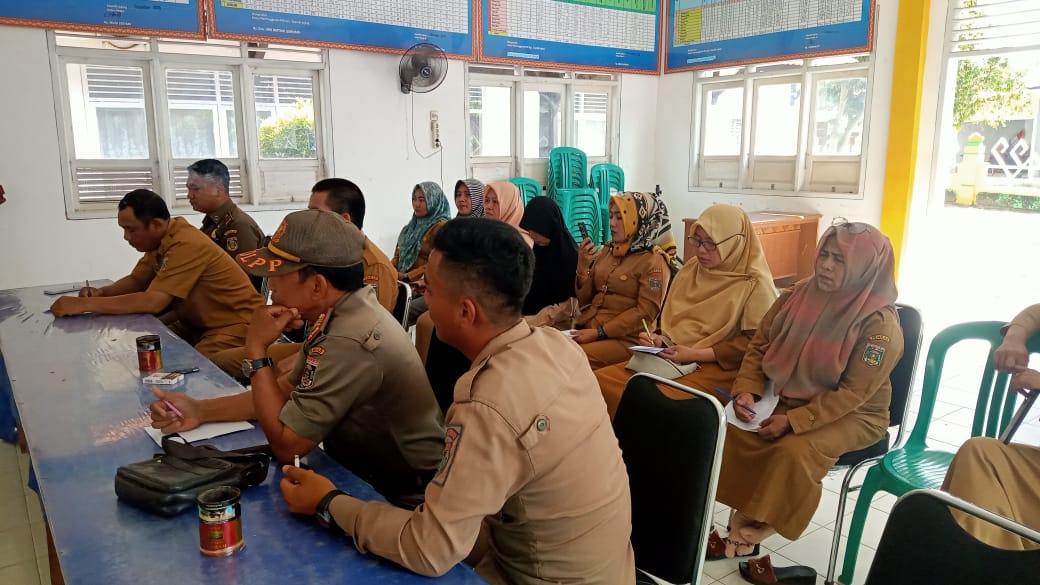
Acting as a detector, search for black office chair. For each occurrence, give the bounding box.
[391,280,412,329]
[613,373,726,585]
[863,489,1040,585]
[824,303,923,583]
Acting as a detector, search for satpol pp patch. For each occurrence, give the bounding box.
[431,424,464,487]
[299,356,320,388]
[862,342,885,368]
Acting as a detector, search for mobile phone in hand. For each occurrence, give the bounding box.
[578,222,590,242]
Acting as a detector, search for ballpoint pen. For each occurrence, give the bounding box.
[713,387,757,415]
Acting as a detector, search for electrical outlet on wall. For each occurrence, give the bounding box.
[430,111,441,148]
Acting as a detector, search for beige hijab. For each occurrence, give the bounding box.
[660,204,776,349]
[486,181,534,246]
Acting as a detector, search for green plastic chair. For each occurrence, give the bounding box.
[546,147,588,202]
[833,321,1040,585]
[509,177,542,206]
[589,163,624,240]
[555,187,600,245]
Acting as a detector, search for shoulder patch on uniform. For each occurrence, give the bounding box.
[868,334,891,343]
[299,358,318,388]
[649,277,662,291]
[308,346,326,356]
[226,236,238,252]
[862,343,885,368]
[431,423,464,488]
[154,256,168,273]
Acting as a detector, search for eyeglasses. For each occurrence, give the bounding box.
[687,232,743,252]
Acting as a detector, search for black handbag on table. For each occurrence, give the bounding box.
[114,435,272,516]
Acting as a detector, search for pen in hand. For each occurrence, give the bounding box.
[713,387,757,415]
[162,399,184,419]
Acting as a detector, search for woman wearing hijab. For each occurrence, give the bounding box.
[391,181,451,325]
[519,197,579,315]
[572,191,676,369]
[454,179,485,218]
[594,204,777,419]
[484,181,534,246]
[707,222,903,585]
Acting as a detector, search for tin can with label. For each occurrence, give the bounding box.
[197,486,244,557]
[136,335,162,373]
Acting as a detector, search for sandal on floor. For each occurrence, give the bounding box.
[705,529,760,561]
[738,555,816,585]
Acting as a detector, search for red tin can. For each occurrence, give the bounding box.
[136,335,162,373]
[197,486,244,557]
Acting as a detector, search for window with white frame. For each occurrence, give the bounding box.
[52,32,328,217]
[466,65,617,185]
[935,0,1040,209]
[691,56,871,195]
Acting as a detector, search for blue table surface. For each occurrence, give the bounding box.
[0,283,486,585]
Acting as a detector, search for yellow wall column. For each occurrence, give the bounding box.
[879,0,931,279]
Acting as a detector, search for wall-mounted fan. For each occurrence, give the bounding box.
[399,43,447,94]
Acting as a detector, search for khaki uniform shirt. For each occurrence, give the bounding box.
[201,199,264,291]
[1009,304,1040,335]
[129,217,263,337]
[577,248,669,341]
[392,220,447,282]
[362,237,399,313]
[200,199,264,259]
[330,321,635,585]
[732,290,904,434]
[284,288,444,507]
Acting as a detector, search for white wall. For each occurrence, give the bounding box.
[653,0,901,235]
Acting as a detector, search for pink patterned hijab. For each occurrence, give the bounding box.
[760,222,898,399]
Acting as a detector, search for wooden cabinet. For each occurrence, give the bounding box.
[682,212,821,285]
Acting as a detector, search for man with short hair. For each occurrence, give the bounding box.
[308,178,398,312]
[49,189,263,374]
[187,158,264,290]
[150,209,444,509]
[279,218,635,585]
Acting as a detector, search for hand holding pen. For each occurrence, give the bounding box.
[640,319,675,355]
[713,387,758,422]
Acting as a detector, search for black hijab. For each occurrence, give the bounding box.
[519,197,579,315]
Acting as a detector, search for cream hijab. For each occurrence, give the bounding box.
[660,204,776,349]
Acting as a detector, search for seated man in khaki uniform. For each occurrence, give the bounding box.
[150,209,444,508]
[50,189,263,376]
[308,178,398,313]
[279,218,636,585]
[187,158,265,292]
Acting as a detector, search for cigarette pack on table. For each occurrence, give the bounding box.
[142,372,184,386]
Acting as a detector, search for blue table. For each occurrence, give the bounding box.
[0,283,486,585]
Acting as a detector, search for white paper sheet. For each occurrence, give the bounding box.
[628,345,669,354]
[144,421,254,446]
[724,385,780,432]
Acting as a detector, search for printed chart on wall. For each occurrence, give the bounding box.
[480,0,661,73]
[208,0,475,57]
[666,0,874,72]
[0,0,204,37]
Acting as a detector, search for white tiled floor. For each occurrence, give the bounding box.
[0,442,48,585]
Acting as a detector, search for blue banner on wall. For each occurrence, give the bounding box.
[666,0,874,73]
[208,0,475,57]
[479,0,661,73]
[0,0,203,37]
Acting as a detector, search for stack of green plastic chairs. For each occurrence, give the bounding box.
[509,177,542,206]
[589,163,624,243]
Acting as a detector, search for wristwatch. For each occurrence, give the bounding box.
[241,357,273,379]
[315,489,348,533]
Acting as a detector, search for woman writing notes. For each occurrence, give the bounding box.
[572,191,678,369]
[594,204,776,418]
[709,221,903,585]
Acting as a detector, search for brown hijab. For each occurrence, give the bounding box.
[760,222,898,400]
[660,204,776,349]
